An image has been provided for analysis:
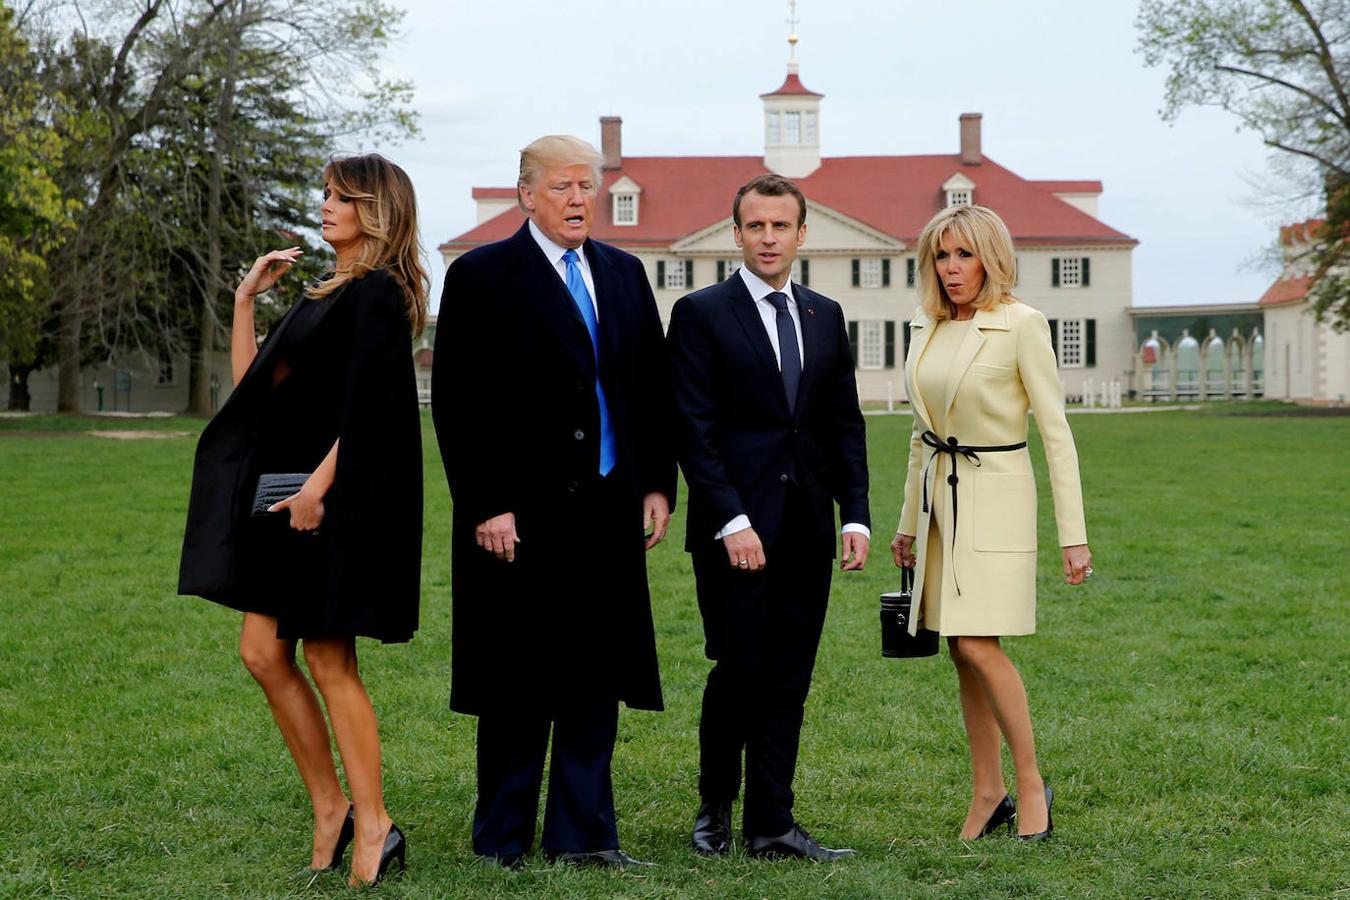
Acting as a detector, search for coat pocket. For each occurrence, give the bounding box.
[971,362,1014,379]
[972,472,1037,552]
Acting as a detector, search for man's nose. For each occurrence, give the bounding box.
[566,185,585,204]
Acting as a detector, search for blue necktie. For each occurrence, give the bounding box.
[562,249,615,476]
[766,291,801,413]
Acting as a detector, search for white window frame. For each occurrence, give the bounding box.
[1059,256,1083,287]
[860,257,883,288]
[946,189,971,207]
[1059,317,1085,368]
[663,259,687,290]
[858,320,885,369]
[612,193,637,226]
[765,112,780,144]
[784,111,801,144]
[804,111,818,143]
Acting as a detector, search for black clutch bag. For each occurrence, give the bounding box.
[250,473,310,517]
[880,567,939,659]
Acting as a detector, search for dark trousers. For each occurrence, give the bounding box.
[692,491,833,837]
[472,702,620,857]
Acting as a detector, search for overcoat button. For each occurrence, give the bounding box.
[567,480,579,494]
[947,474,959,486]
[576,379,586,391]
[780,474,789,482]
[574,429,585,440]
[947,436,959,446]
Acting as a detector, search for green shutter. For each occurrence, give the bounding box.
[800,258,810,286]
[884,321,895,368]
[903,320,912,359]
[717,260,726,282]
[657,260,666,288]
[847,320,859,364]
[851,258,860,287]
[1081,257,1091,287]
[882,258,891,287]
[684,259,694,287]
[1048,318,1059,361]
[1051,258,1060,288]
[906,258,916,287]
[1086,318,1097,366]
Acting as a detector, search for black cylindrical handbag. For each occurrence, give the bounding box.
[880,567,939,658]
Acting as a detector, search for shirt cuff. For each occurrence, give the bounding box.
[715,515,752,540]
[842,522,871,540]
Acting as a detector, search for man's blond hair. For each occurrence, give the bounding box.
[517,135,604,211]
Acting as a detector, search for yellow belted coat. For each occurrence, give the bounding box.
[898,300,1087,636]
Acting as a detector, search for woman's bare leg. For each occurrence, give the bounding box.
[949,637,1012,839]
[950,636,1049,836]
[239,613,350,867]
[303,637,393,885]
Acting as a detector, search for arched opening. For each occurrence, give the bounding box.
[1175,330,1200,399]
[1204,332,1226,398]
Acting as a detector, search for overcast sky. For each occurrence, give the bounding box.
[361,0,1310,313]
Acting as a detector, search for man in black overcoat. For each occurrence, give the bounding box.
[666,174,871,861]
[431,135,676,869]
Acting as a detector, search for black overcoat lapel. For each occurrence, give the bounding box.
[586,239,623,373]
[507,225,596,380]
[726,278,791,416]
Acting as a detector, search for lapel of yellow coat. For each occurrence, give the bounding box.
[905,310,935,428]
[942,303,1012,421]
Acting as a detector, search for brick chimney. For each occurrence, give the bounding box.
[959,113,983,166]
[600,116,622,170]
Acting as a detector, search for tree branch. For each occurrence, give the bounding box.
[1214,63,1350,128]
[1286,0,1350,122]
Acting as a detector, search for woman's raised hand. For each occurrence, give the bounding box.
[237,247,303,299]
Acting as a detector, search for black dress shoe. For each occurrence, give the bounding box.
[745,824,855,862]
[318,804,355,870]
[692,801,733,855]
[478,852,525,870]
[546,848,653,869]
[1017,785,1054,842]
[976,794,1016,839]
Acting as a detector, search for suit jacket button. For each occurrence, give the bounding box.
[780,473,789,483]
[567,480,579,494]
[574,429,585,441]
[576,378,587,391]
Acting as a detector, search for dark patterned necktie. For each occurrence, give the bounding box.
[766,291,801,413]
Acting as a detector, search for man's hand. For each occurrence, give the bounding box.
[723,527,766,572]
[891,533,916,568]
[476,512,520,562]
[642,492,670,550]
[840,532,870,571]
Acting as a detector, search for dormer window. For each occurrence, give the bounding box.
[766,112,780,144]
[608,175,642,227]
[784,111,801,144]
[942,172,976,209]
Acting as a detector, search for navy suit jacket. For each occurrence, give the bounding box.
[667,274,869,557]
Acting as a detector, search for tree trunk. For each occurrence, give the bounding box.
[7,363,33,411]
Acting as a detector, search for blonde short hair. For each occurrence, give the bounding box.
[917,204,1018,321]
[517,135,604,211]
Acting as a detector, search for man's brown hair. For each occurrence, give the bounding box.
[733,174,807,228]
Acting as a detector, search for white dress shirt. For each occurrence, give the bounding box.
[529,219,598,316]
[716,267,870,542]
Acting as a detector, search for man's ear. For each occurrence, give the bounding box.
[797,223,808,247]
[732,225,743,248]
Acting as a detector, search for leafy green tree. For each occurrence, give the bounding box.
[1138,0,1350,328]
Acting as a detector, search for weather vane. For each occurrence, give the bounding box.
[787,0,800,61]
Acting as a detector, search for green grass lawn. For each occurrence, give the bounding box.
[0,407,1346,898]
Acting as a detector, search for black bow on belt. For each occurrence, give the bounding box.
[919,430,1027,595]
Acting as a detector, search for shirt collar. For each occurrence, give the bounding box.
[738,265,795,304]
[528,219,586,268]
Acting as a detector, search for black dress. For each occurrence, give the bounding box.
[179,269,422,643]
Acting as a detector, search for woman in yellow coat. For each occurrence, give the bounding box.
[891,204,1092,841]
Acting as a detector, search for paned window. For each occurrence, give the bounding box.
[664,259,687,290]
[766,112,780,144]
[860,257,883,288]
[804,111,818,143]
[1059,256,1082,287]
[613,193,636,225]
[1059,318,1084,367]
[947,190,971,207]
[784,111,801,144]
[858,320,884,369]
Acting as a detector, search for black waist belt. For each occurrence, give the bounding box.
[920,430,1027,594]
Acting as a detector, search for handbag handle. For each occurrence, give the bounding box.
[900,565,914,594]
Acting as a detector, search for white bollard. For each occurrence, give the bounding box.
[887,381,894,413]
[1112,381,1122,408]
[1084,378,1095,408]
[1100,381,1109,408]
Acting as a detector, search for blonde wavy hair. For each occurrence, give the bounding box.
[308,153,430,337]
[917,204,1018,321]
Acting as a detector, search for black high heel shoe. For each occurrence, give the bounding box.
[324,805,355,870]
[1017,785,1053,842]
[371,823,406,885]
[977,794,1016,838]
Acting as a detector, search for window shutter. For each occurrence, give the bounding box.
[657,260,666,289]
[882,258,891,287]
[906,258,916,288]
[884,320,896,368]
[1051,258,1060,288]
[800,258,810,287]
[1048,318,1059,361]
[851,259,860,287]
[903,320,913,359]
[1081,257,1091,287]
[847,320,859,364]
[717,260,726,282]
[1086,318,1097,366]
[684,259,694,287]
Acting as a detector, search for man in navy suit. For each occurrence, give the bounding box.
[667,174,870,861]
[432,135,676,869]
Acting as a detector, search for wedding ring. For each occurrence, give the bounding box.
[738,559,749,567]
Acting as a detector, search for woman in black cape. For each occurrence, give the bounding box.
[179,153,427,885]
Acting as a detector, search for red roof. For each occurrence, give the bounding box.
[471,187,516,199]
[1279,219,1325,245]
[1032,180,1102,194]
[761,71,823,98]
[1259,274,1313,306]
[442,154,1136,251]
